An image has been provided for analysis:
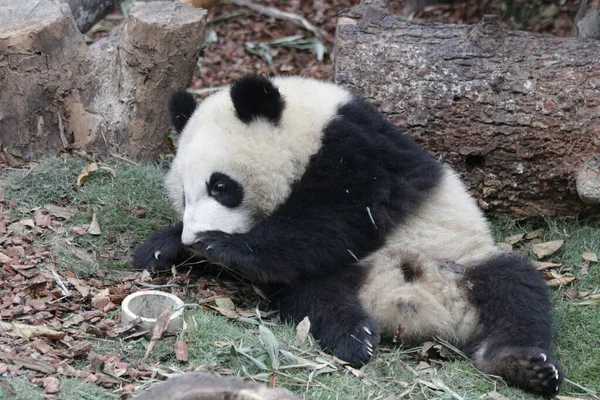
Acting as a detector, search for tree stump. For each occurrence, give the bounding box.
[0,0,206,164]
[334,0,600,218]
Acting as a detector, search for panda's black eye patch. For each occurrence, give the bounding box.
[207,172,243,208]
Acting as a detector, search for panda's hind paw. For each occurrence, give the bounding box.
[478,346,563,397]
[323,317,380,368]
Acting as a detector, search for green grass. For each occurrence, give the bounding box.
[2,158,599,399]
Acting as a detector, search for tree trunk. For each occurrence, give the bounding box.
[572,0,600,39]
[333,0,600,218]
[0,0,206,164]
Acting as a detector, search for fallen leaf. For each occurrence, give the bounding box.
[0,352,56,374]
[44,204,75,219]
[99,166,116,178]
[487,392,511,400]
[87,213,101,236]
[91,289,111,310]
[0,321,66,340]
[582,252,598,262]
[524,228,544,239]
[213,341,229,348]
[66,276,91,298]
[556,396,590,400]
[294,316,311,345]
[532,240,564,259]
[43,376,60,394]
[546,276,576,287]
[533,261,563,270]
[504,233,524,245]
[77,163,99,187]
[174,341,189,362]
[214,297,235,310]
[0,252,12,263]
[142,308,172,363]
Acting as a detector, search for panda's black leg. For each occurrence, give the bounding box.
[275,267,380,368]
[463,253,563,396]
[132,222,197,271]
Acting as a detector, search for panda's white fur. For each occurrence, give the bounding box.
[137,74,562,396]
[166,77,351,244]
[359,167,498,343]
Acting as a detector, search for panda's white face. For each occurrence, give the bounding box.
[166,76,351,246]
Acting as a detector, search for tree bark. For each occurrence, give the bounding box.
[333,0,600,218]
[62,0,123,33]
[572,0,600,39]
[0,0,206,164]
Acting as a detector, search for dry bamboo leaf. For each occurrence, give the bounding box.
[44,204,75,219]
[504,233,524,245]
[77,163,98,187]
[546,276,576,287]
[582,252,598,262]
[214,297,235,310]
[294,316,311,345]
[87,213,101,235]
[99,166,116,178]
[174,341,189,362]
[556,396,589,400]
[0,321,66,340]
[534,261,563,270]
[532,240,564,258]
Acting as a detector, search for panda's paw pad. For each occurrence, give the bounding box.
[498,347,563,396]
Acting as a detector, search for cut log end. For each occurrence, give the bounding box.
[576,159,600,205]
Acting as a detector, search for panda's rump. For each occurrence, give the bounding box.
[358,249,479,344]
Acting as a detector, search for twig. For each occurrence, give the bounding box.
[226,0,327,39]
[187,86,228,95]
[45,266,71,297]
[111,153,138,165]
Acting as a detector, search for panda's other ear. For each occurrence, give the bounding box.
[169,91,197,133]
[230,74,285,125]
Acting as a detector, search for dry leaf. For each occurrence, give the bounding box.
[174,341,189,361]
[504,233,524,245]
[532,240,564,258]
[556,396,589,400]
[77,163,98,187]
[43,376,60,394]
[294,316,311,345]
[213,341,229,348]
[91,289,110,310]
[534,261,563,270]
[546,276,575,287]
[0,352,56,374]
[0,252,11,263]
[214,297,235,310]
[582,252,598,262]
[44,204,75,219]
[142,308,173,363]
[99,166,116,178]
[87,213,102,235]
[524,228,544,239]
[67,276,90,298]
[0,321,66,340]
[487,392,511,400]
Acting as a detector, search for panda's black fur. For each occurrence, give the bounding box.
[133,74,563,396]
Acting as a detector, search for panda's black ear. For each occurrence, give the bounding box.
[169,91,197,133]
[230,74,285,125]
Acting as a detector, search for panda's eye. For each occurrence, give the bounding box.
[211,181,226,195]
[207,172,244,208]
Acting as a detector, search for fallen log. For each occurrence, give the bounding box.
[0,0,206,163]
[334,0,600,218]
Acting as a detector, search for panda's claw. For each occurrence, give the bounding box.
[363,326,372,336]
[154,250,161,260]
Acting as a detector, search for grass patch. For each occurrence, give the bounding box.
[2,158,599,399]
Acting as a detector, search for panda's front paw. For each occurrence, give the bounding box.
[320,316,380,368]
[191,231,255,271]
[132,224,191,271]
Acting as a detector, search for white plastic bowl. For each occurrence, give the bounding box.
[121,290,185,333]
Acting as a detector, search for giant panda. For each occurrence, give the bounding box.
[133,74,563,396]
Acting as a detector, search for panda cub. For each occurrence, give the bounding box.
[133,74,563,396]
